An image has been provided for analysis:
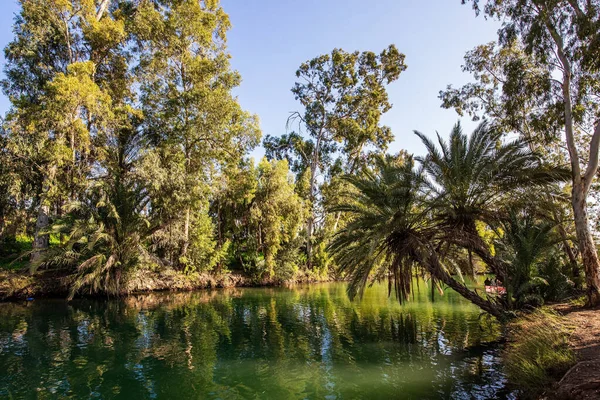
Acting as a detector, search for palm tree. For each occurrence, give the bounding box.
[34,129,157,299]
[496,210,561,308]
[328,154,506,319]
[329,122,566,320]
[415,121,567,281]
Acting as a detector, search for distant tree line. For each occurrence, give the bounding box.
[1,0,599,312]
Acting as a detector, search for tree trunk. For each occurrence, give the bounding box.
[424,250,507,320]
[572,184,600,306]
[180,206,190,262]
[544,13,600,306]
[451,233,509,284]
[306,162,317,269]
[0,215,5,239]
[95,0,110,21]
[557,220,580,284]
[31,203,50,266]
[434,264,506,320]
[31,166,56,266]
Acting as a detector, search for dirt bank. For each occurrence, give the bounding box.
[0,268,333,301]
[548,304,600,400]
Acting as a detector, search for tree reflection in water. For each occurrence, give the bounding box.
[0,282,515,399]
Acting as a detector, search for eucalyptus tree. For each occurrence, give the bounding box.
[2,0,127,260]
[443,0,600,305]
[211,159,305,279]
[135,0,260,269]
[265,45,406,267]
[0,127,17,240]
[250,159,305,278]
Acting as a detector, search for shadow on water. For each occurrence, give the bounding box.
[0,281,516,399]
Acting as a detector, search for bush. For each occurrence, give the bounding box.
[539,256,574,302]
[504,308,576,398]
[0,234,33,270]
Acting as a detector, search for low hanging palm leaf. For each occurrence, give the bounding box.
[37,178,153,299]
[328,155,431,301]
[329,154,507,319]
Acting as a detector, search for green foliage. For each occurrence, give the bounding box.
[35,127,153,299]
[450,1,600,142]
[136,0,260,266]
[539,255,574,303]
[0,0,586,308]
[265,45,407,268]
[250,158,305,278]
[417,121,566,236]
[180,206,227,274]
[0,0,267,296]
[330,122,566,318]
[0,235,32,271]
[504,308,576,398]
[329,153,429,301]
[452,0,600,306]
[497,212,557,308]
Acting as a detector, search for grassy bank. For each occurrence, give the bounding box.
[503,308,576,398]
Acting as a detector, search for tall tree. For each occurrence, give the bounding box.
[135,0,260,269]
[265,45,406,267]
[442,0,600,305]
[2,0,127,261]
[251,158,305,278]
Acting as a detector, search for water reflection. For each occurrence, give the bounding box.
[0,282,514,399]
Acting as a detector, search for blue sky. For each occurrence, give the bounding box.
[0,0,500,158]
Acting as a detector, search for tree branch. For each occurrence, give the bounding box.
[96,0,110,21]
[538,5,582,183]
[566,0,586,18]
[583,120,600,194]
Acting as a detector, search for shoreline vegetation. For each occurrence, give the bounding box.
[504,304,600,400]
[1,0,600,399]
[0,268,337,302]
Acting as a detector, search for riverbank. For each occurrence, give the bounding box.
[547,303,600,400]
[0,268,334,301]
[501,302,600,399]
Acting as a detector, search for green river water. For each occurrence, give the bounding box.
[0,281,515,399]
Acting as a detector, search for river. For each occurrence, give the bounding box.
[0,281,515,399]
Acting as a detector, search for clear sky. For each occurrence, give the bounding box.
[0,0,500,158]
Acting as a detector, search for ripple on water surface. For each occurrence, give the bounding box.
[0,281,516,399]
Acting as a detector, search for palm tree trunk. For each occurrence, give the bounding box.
[425,250,507,321]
